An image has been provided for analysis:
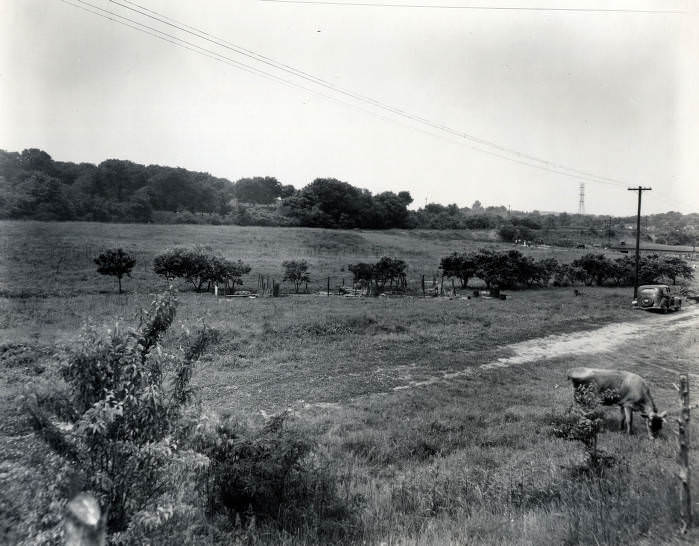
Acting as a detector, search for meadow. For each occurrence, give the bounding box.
[0,220,697,545]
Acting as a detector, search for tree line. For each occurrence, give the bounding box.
[2,148,697,243]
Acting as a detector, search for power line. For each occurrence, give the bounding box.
[258,0,686,14]
[61,0,636,189]
[106,0,634,188]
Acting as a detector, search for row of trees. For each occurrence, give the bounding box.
[96,246,693,295]
[439,250,695,290]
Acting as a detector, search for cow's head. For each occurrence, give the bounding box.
[641,411,667,439]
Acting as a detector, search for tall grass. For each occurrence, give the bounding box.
[1,220,697,544]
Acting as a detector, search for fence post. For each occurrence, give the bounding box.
[327,277,330,297]
[422,274,425,297]
[678,374,692,533]
[65,493,106,546]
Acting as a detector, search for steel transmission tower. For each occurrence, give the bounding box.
[578,183,585,215]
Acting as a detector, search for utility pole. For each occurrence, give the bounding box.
[628,186,652,299]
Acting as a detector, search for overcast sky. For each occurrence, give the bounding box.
[1,0,697,215]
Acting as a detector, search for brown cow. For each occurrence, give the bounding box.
[567,367,666,438]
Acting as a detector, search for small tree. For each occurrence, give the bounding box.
[439,252,477,288]
[25,291,217,535]
[282,260,310,293]
[154,247,251,293]
[373,256,407,291]
[206,256,251,294]
[94,248,136,293]
[571,253,614,286]
[660,256,694,285]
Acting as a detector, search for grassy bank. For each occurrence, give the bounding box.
[0,220,697,544]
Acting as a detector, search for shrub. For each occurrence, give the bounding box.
[373,256,407,290]
[94,248,136,293]
[571,253,620,286]
[439,252,477,288]
[193,411,360,541]
[25,290,217,535]
[153,247,250,293]
[282,259,310,293]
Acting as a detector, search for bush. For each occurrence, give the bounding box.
[25,290,217,535]
[571,254,615,286]
[153,247,251,293]
[439,252,477,288]
[193,411,360,541]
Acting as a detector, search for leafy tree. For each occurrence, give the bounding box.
[571,254,615,286]
[440,252,477,288]
[205,256,252,294]
[282,260,311,293]
[284,178,374,229]
[473,248,522,289]
[153,247,250,293]
[660,256,694,285]
[11,173,75,220]
[94,248,137,293]
[373,256,407,290]
[348,262,374,289]
[19,148,55,174]
[234,176,283,204]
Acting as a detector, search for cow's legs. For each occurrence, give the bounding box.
[619,406,626,431]
[623,406,633,434]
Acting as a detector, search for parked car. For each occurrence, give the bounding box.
[632,284,682,312]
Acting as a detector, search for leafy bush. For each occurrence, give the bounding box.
[439,252,478,288]
[348,257,407,293]
[25,291,217,535]
[153,247,251,293]
[571,254,614,286]
[192,411,361,541]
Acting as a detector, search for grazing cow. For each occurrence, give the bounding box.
[566,367,666,438]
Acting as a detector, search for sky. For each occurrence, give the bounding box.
[1,0,697,216]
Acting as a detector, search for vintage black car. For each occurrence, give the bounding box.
[632,284,682,312]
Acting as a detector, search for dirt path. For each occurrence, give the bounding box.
[392,306,699,392]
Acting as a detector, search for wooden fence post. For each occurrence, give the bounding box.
[421,274,425,297]
[327,277,330,297]
[678,374,692,533]
[65,493,106,546]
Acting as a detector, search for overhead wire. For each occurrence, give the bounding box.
[257,0,686,14]
[59,0,660,190]
[59,0,529,152]
[109,0,634,188]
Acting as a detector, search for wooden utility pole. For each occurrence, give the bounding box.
[677,374,692,533]
[628,186,651,299]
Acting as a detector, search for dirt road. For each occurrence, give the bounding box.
[393,306,699,392]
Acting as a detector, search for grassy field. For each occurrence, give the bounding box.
[1,220,697,545]
[0,220,602,297]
